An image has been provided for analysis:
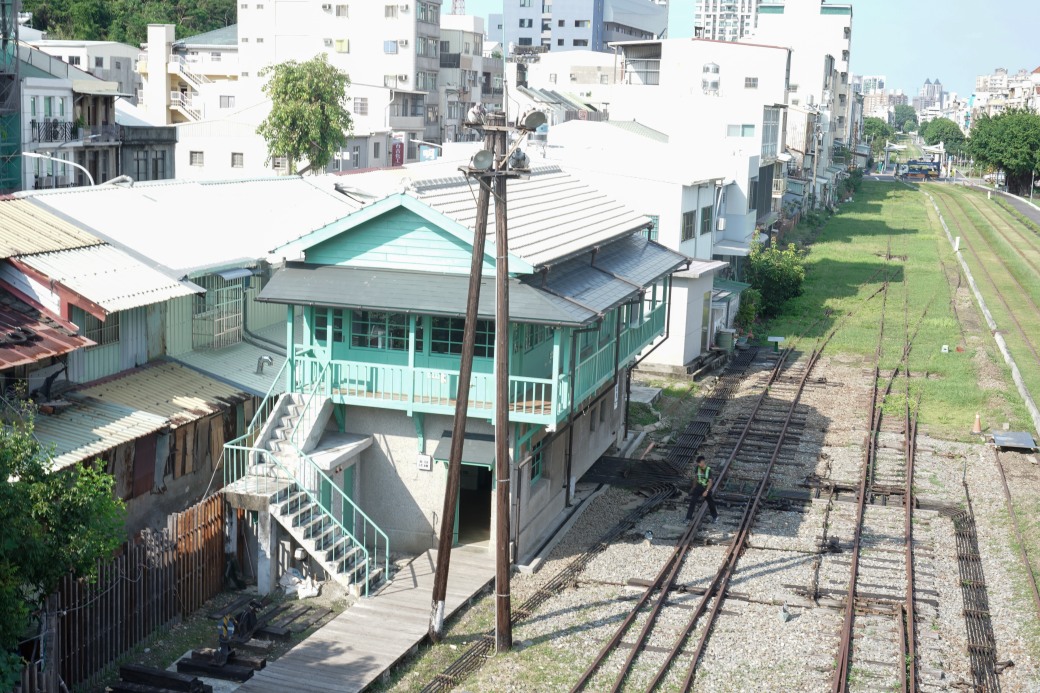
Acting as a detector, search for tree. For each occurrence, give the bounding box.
[0,406,125,689]
[257,54,354,175]
[22,0,237,45]
[862,117,895,158]
[746,241,807,317]
[893,104,918,133]
[921,117,966,154]
[968,109,1040,195]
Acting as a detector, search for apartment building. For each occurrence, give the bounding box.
[747,0,854,207]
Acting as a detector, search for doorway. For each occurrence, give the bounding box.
[454,464,492,547]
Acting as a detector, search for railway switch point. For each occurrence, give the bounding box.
[971,412,983,436]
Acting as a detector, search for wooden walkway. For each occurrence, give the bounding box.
[235,546,495,692]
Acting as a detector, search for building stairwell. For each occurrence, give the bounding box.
[224,385,389,596]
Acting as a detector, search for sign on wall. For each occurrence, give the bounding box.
[417,453,433,471]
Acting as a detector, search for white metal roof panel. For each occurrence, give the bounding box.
[0,199,102,258]
[33,398,168,473]
[25,177,363,278]
[20,244,200,312]
[173,322,290,397]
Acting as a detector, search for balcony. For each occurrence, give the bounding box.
[772,177,787,198]
[288,303,666,426]
[30,119,74,143]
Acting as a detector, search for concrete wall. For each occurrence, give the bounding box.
[344,373,626,558]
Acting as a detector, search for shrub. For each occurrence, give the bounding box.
[746,241,806,317]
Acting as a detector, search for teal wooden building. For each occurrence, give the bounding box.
[222,165,689,595]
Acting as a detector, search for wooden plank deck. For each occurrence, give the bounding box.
[234,546,494,692]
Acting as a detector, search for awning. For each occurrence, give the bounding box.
[215,267,256,281]
[756,212,779,228]
[816,176,831,186]
[432,430,496,467]
[713,240,751,257]
[777,152,793,163]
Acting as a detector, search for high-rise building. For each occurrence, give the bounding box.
[861,74,885,95]
[692,0,762,42]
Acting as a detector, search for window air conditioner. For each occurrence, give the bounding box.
[398,74,409,81]
[398,39,409,47]
[321,3,331,10]
[323,38,333,47]
[399,4,410,11]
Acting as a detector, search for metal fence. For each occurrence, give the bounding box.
[12,495,226,693]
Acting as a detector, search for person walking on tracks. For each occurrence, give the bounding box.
[686,455,719,524]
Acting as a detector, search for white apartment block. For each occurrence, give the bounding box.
[438,15,503,143]
[860,74,885,95]
[693,0,761,41]
[747,0,854,208]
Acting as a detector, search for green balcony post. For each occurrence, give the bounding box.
[286,304,295,393]
[551,327,561,420]
[407,315,416,415]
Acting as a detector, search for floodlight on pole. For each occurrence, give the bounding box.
[22,151,95,186]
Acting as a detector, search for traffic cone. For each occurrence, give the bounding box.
[971,412,983,435]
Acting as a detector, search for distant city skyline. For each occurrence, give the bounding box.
[465,0,1039,99]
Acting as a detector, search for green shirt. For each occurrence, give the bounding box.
[697,465,711,487]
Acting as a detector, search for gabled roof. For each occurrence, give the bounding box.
[274,193,534,274]
[260,235,688,325]
[0,199,102,258]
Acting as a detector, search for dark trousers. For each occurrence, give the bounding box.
[686,483,718,520]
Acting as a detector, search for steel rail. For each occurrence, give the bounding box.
[568,349,795,693]
[670,342,832,693]
[994,449,1040,620]
[832,276,889,693]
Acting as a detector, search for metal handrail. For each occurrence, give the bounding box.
[289,361,330,448]
[288,439,390,593]
[223,442,381,594]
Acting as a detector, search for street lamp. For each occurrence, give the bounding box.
[22,151,95,186]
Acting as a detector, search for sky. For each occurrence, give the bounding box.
[462,0,1040,98]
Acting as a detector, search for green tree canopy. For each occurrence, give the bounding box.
[746,241,807,317]
[0,407,125,689]
[22,0,236,44]
[968,108,1040,195]
[257,54,354,175]
[921,117,966,154]
[862,117,895,157]
[893,104,919,133]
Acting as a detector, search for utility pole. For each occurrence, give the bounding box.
[428,124,495,642]
[492,119,513,653]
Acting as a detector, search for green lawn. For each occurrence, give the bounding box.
[761,181,1032,437]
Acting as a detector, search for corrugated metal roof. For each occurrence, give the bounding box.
[539,255,637,314]
[33,398,168,473]
[75,361,250,428]
[411,166,652,267]
[25,178,363,278]
[0,199,102,258]
[259,262,596,326]
[20,244,200,312]
[0,288,94,369]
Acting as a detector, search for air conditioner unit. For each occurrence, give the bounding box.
[321,3,332,10]
[323,38,333,47]
[398,74,409,81]
[398,39,409,47]
[399,4,410,11]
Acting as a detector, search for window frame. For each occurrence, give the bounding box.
[681,210,696,242]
